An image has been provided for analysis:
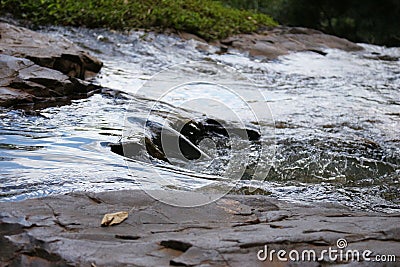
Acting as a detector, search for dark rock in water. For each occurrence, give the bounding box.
[0,22,103,109]
[178,119,231,160]
[109,142,123,156]
[145,136,169,162]
[110,117,260,163]
[307,48,328,56]
[0,22,102,79]
[180,118,260,144]
[109,137,169,163]
[0,54,100,108]
[180,120,205,145]
[202,118,229,139]
[364,54,399,61]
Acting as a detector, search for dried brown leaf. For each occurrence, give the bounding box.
[101,211,128,226]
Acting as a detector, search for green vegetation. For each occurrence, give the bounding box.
[1,0,398,45]
[0,0,277,40]
[221,0,400,46]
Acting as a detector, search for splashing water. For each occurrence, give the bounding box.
[0,26,399,212]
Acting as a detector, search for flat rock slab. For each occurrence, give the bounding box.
[0,190,398,266]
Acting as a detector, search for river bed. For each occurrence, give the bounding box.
[0,27,399,212]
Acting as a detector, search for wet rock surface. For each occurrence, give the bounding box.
[0,190,398,266]
[216,26,363,58]
[0,22,102,108]
[110,118,261,163]
[0,54,100,108]
[0,22,102,79]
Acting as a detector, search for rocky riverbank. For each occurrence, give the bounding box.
[0,22,103,108]
[205,26,363,58]
[1,20,399,267]
[0,20,366,109]
[0,190,399,266]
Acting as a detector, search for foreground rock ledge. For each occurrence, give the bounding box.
[0,190,398,266]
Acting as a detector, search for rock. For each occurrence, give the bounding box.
[0,190,399,266]
[0,54,100,108]
[0,22,103,108]
[364,54,399,61]
[178,32,207,44]
[170,247,224,266]
[0,87,34,107]
[109,117,260,162]
[0,22,102,79]
[219,26,363,59]
[160,240,193,252]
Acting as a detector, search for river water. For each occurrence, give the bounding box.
[0,27,399,211]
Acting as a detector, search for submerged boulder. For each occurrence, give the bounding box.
[110,117,261,163]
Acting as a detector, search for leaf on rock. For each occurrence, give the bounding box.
[101,211,129,226]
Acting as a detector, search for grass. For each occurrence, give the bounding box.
[0,0,277,40]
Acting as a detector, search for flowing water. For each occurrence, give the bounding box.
[0,27,399,211]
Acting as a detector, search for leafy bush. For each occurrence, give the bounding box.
[0,0,277,40]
